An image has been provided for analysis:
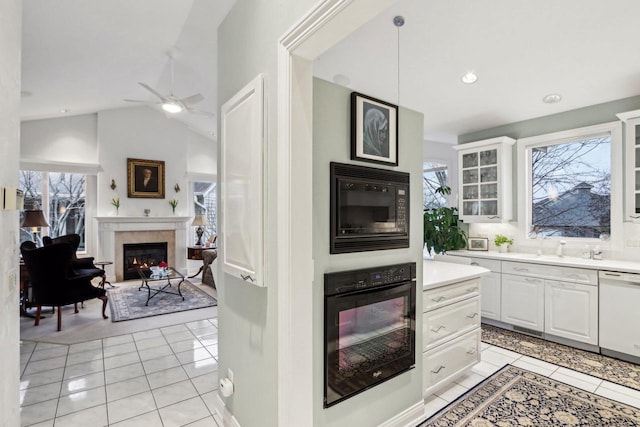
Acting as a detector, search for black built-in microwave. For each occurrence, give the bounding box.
[330,162,409,253]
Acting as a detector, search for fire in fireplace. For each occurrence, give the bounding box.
[123,242,168,280]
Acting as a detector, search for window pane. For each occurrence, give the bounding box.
[193,181,217,242]
[531,136,611,238]
[423,162,448,210]
[19,170,43,244]
[49,172,86,250]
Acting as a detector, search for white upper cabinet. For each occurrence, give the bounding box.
[617,109,640,221]
[454,137,515,223]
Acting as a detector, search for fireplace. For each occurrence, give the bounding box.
[123,242,168,280]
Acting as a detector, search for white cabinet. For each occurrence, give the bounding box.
[600,274,640,358]
[545,280,598,345]
[453,136,515,223]
[501,273,545,331]
[422,278,481,397]
[468,257,502,321]
[616,109,640,220]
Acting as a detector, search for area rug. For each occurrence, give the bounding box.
[419,365,640,426]
[107,281,217,322]
[482,324,640,392]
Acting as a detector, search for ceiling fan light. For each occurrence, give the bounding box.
[162,102,182,113]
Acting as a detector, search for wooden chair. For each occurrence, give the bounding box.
[20,242,108,331]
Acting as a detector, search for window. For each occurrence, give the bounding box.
[19,170,87,248]
[193,181,217,241]
[423,161,448,209]
[527,134,611,238]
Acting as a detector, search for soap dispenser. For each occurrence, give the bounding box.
[556,240,566,257]
[581,245,592,259]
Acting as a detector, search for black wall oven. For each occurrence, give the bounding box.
[330,162,409,254]
[324,263,416,407]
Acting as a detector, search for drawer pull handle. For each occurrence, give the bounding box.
[631,215,640,219]
[431,365,446,374]
[241,274,255,283]
[466,287,478,293]
[488,215,500,219]
[470,262,480,266]
[431,325,445,332]
[514,267,529,272]
[467,349,477,355]
[525,278,540,283]
[466,313,479,319]
[432,296,446,302]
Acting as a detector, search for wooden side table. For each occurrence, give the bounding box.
[187,246,216,278]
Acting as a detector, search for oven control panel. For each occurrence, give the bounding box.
[325,262,416,296]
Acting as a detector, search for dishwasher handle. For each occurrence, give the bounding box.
[599,270,640,284]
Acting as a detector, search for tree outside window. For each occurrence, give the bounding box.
[423,161,448,209]
[530,135,611,238]
[193,181,217,242]
[19,170,86,249]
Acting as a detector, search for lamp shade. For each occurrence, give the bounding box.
[20,210,50,228]
[191,214,209,227]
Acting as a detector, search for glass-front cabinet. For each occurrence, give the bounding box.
[617,110,640,221]
[454,137,515,223]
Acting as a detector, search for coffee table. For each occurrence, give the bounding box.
[137,267,185,306]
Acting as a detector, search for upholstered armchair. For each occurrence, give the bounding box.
[202,249,217,288]
[20,241,108,331]
[43,233,104,281]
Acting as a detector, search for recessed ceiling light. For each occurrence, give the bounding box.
[543,93,562,104]
[332,74,350,86]
[60,109,69,113]
[461,71,478,84]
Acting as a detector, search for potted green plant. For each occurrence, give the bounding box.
[423,187,468,255]
[494,234,514,253]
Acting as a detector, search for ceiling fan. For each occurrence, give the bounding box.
[124,54,214,116]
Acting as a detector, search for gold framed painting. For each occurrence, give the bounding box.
[127,158,165,199]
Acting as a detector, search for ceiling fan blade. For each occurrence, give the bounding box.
[179,93,205,106]
[186,106,215,117]
[138,82,167,102]
[123,98,157,104]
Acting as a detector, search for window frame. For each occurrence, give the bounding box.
[423,158,452,209]
[516,121,622,245]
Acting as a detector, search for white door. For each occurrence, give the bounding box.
[501,274,544,331]
[544,280,598,345]
[480,272,501,320]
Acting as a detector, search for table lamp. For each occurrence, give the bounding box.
[20,209,50,245]
[191,214,209,246]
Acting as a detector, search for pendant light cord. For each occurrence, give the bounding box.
[393,16,405,106]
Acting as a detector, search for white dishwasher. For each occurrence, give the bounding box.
[599,271,640,363]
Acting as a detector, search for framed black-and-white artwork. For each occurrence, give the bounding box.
[350,92,398,166]
[468,237,489,251]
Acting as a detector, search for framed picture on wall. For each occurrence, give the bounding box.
[468,237,489,251]
[350,91,398,166]
[127,158,165,199]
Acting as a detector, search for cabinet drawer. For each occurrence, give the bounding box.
[423,329,480,396]
[423,297,480,351]
[502,261,597,285]
[423,278,480,312]
[468,257,501,273]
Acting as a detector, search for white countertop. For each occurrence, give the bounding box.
[447,250,640,274]
[423,260,489,290]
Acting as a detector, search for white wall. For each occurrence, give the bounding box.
[0,1,22,425]
[312,78,424,426]
[21,114,98,165]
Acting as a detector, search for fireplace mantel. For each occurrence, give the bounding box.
[96,216,191,281]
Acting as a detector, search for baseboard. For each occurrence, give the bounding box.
[212,393,242,427]
[377,400,425,427]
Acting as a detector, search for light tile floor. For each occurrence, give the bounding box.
[21,320,640,426]
[20,318,222,427]
[422,341,640,420]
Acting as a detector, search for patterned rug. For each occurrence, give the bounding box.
[107,281,217,322]
[482,324,640,391]
[419,365,640,426]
